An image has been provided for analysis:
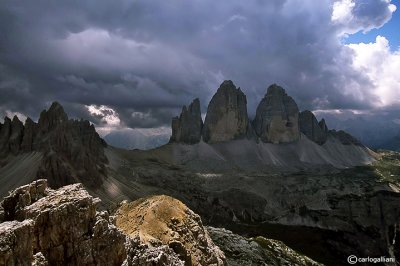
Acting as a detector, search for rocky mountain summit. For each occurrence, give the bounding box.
[299,110,327,145]
[170,98,203,144]
[170,80,362,148]
[253,84,300,144]
[202,80,252,143]
[0,102,107,189]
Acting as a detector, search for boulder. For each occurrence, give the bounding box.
[203,80,251,143]
[253,84,300,143]
[170,98,203,144]
[299,110,327,145]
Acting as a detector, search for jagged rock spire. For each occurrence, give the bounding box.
[299,110,328,145]
[170,98,203,144]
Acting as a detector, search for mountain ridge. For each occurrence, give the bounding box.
[170,80,363,148]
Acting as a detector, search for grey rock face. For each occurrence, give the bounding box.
[0,220,34,265]
[253,84,300,143]
[21,117,37,152]
[207,227,321,266]
[318,119,328,134]
[9,116,24,154]
[124,237,185,266]
[0,117,12,156]
[203,80,250,143]
[37,101,68,135]
[170,98,203,144]
[299,110,328,145]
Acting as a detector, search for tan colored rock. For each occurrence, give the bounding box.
[0,220,34,265]
[115,195,226,266]
[0,180,127,266]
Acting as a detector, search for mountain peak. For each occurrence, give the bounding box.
[203,80,250,143]
[170,98,203,144]
[254,84,300,143]
[0,101,108,188]
[38,101,68,133]
[266,84,286,97]
[299,110,328,145]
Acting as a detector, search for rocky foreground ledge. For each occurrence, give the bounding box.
[0,180,319,265]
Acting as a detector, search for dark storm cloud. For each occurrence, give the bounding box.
[0,0,397,127]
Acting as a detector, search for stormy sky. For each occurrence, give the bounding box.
[0,0,399,137]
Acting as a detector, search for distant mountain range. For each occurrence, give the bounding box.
[314,112,400,149]
[381,133,400,151]
[104,128,170,150]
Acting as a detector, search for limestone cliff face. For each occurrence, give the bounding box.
[299,110,328,145]
[203,80,251,143]
[170,98,203,144]
[0,102,108,188]
[253,84,300,144]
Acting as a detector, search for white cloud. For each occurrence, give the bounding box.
[332,0,396,35]
[332,0,355,24]
[347,36,400,107]
[87,105,120,126]
[4,111,27,122]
